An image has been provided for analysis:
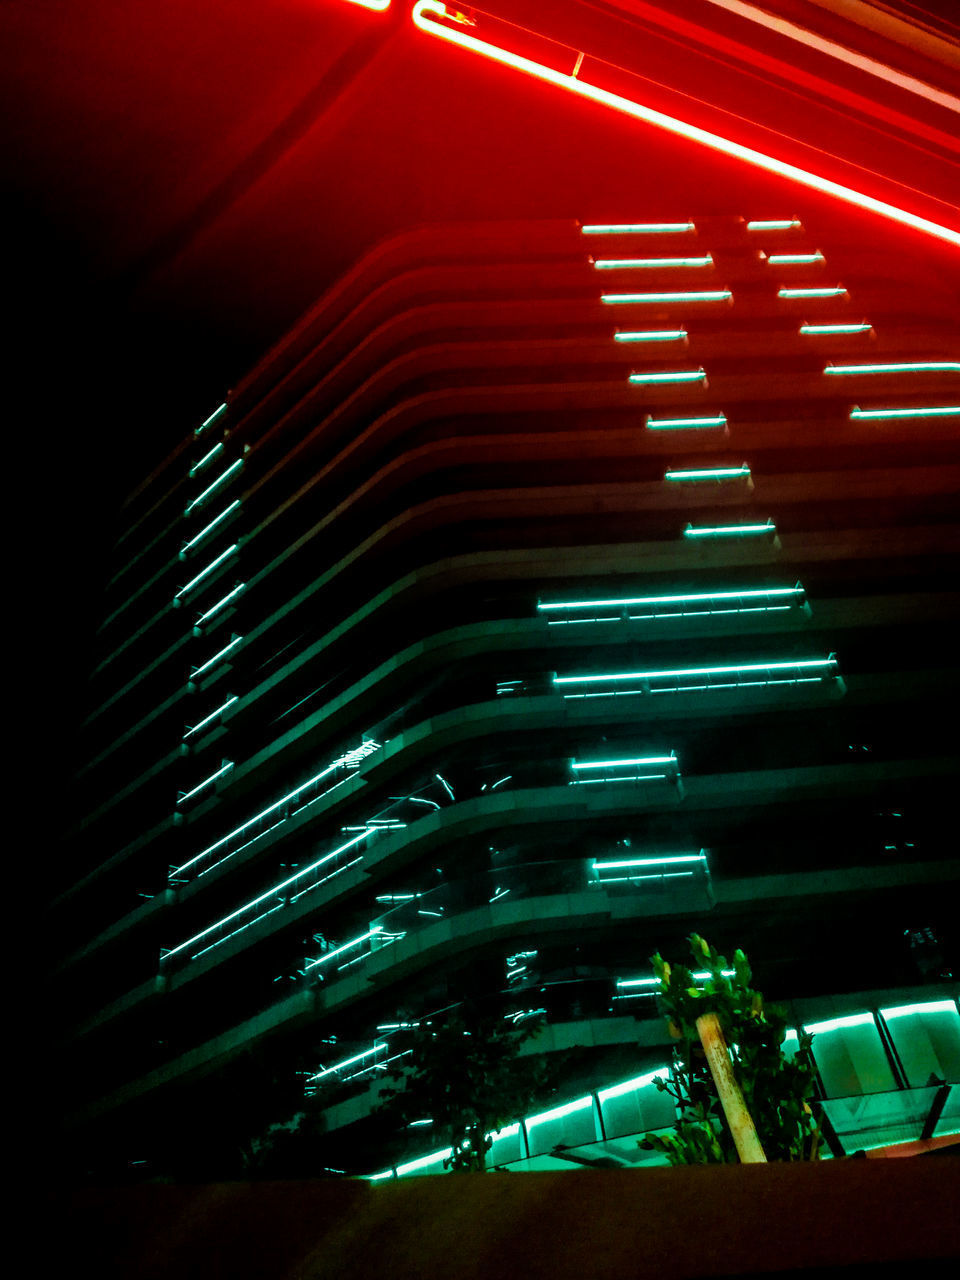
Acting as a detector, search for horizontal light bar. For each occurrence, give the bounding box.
[411,3,960,250]
[189,442,225,478]
[778,286,847,298]
[597,1069,669,1103]
[344,0,391,10]
[175,544,238,599]
[526,1095,593,1128]
[765,252,824,265]
[646,413,727,429]
[184,458,243,514]
[683,520,775,538]
[176,760,233,806]
[803,1013,875,1035]
[614,329,687,343]
[825,361,960,375]
[195,582,245,626]
[196,402,227,435]
[395,1149,452,1177]
[165,830,371,958]
[180,500,241,556]
[305,926,385,972]
[665,464,750,481]
[191,634,243,679]
[573,756,676,771]
[593,255,712,269]
[851,405,960,420]
[183,695,238,739]
[800,323,872,335]
[554,657,836,685]
[602,290,731,304]
[538,586,802,611]
[629,368,706,384]
[881,1000,958,1021]
[582,222,695,234]
[309,1044,384,1083]
[593,854,704,869]
[747,219,801,230]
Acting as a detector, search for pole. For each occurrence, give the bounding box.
[696,1011,767,1163]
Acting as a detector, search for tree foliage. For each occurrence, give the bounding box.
[379,1005,554,1172]
[640,934,821,1164]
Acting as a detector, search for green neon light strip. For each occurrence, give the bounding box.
[683,520,775,538]
[183,695,238,740]
[880,1000,958,1020]
[602,290,731,304]
[165,830,370,958]
[538,586,802,611]
[553,657,836,685]
[800,323,872,334]
[573,755,676,771]
[778,286,847,298]
[180,501,241,556]
[766,252,825,265]
[825,362,960,375]
[176,759,234,806]
[196,402,227,435]
[395,1150,452,1176]
[598,1070,668,1102]
[189,442,224,478]
[175,544,238,599]
[304,926,385,972]
[614,329,687,343]
[593,255,712,269]
[191,634,243,679]
[803,1013,875,1034]
[747,219,801,230]
[665,464,750,481]
[594,854,703,869]
[851,405,960,419]
[526,1096,593,1128]
[184,459,243,514]
[195,582,245,625]
[309,1044,385,1082]
[581,222,695,234]
[646,413,727,429]
[629,368,706,384]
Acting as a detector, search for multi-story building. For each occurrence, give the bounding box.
[54,199,960,1178]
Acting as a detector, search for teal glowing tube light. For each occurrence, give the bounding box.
[195,582,245,626]
[683,520,775,538]
[395,1150,452,1176]
[180,500,241,556]
[196,402,227,435]
[778,286,847,298]
[598,1069,669,1103]
[183,695,238,740]
[538,586,802,612]
[593,255,712,269]
[800,322,872,335]
[803,1013,875,1035]
[747,219,801,230]
[646,413,727,429]
[766,252,825,265]
[191,634,243,679]
[880,1000,958,1020]
[189,442,224,478]
[164,830,371,960]
[665,464,750,481]
[184,459,243,514]
[304,926,385,972]
[594,853,704,870]
[573,756,676,772]
[582,222,695,234]
[602,290,731,304]
[851,405,960,420]
[526,1096,593,1128]
[175,544,238,599]
[614,329,687,343]
[553,657,837,686]
[176,759,234,807]
[628,368,706,385]
[309,1044,385,1083]
[825,361,960,375]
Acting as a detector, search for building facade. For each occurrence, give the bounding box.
[56,209,960,1177]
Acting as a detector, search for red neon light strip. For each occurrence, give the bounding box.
[410,2,960,251]
[343,0,391,11]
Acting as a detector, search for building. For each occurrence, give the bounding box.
[48,5,960,1179]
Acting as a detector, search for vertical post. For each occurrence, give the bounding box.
[696,1011,767,1163]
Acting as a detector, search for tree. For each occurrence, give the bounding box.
[640,934,821,1164]
[379,1004,554,1172]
